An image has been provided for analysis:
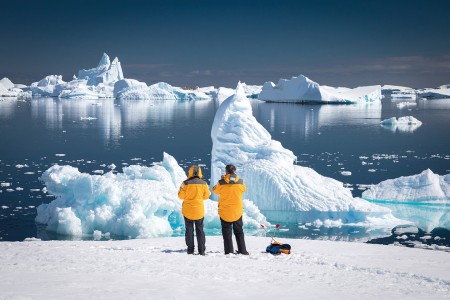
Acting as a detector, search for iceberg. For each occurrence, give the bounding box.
[36,153,268,238]
[258,75,381,103]
[31,75,66,97]
[362,169,450,231]
[381,85,415,97]
[211,82,401,226]
[417,87,450,99]
[0,77,31,98]
[380,116,422,133]
[78,53,124,86]
[113,80,210,100]
[114,79,151,100]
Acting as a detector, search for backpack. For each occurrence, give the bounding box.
[266,242,291,255]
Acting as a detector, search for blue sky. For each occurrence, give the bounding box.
[1,0,449,88]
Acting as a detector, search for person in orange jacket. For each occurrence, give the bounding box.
[212,164,249,255]
[178,165,210,255]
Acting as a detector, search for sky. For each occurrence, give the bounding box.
[1,0,450,88]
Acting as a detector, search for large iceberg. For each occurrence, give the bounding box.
[258,75,381,103]
[362,169,450,231]
[211,83,400,226]
[36,153,268,238]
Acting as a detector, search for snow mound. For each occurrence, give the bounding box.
[258,75,381,103]
[211,82,401,226]
[114,79,151,100]
[380,116,422,133]
[0,77,14,90]
[36,153,268,238]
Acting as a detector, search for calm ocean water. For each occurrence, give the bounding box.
[1,97,449,243]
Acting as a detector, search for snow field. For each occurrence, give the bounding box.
[0,236,449,299]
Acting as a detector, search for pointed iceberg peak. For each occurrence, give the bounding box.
[235,81,246,96]
[97,52,111,68]
[78,53,123,86]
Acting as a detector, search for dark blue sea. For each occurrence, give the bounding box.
[1,97,449,246]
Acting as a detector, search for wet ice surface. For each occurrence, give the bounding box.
[0,97,449,246]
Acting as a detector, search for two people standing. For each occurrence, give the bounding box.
[178,164,249,255]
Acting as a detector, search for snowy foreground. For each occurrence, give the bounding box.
[1,236,449,299]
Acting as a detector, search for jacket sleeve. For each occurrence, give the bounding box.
[203,184,211,200]
[178,182,186,200]
[212,182,221,195]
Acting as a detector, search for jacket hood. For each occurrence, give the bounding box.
[188,165,203,179]
[223,173,240,183]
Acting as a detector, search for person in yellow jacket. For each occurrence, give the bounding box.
[212,164,249,255]
[178,165,210,255]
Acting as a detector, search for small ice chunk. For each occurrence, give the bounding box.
[340,171,352,176]
[93,230,102,241]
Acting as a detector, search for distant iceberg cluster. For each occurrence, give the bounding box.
[258,75,382,103]
[1,53,212,101]
[35,153,268,238]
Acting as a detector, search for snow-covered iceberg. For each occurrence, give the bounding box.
[30,75,66,97]
[362,169,450,231]
[36,153,268,238]
[258,75,381,103]
[78,53,124,86]
[380,116,422,133]
[29,53,120,99]
[114,80,210,100]
[381,85,415,97]
[0,77,31,98]
[211,82,401,226]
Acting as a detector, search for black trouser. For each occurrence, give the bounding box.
[220,216,247,254]
[184,217,205,254]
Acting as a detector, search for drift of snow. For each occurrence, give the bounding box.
[211,82,401,226]
[36,153,268,238]
[380,116,422,132]
[258,75,381,103]
[1,237,449,299]
[362,169,450,231]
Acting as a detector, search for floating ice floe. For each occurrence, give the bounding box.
[36,153,268,238]
[211,82,401,226]
[396,101,417,109]
[258,75,381,103]
[380,116,422,133]
[362,169,450,231]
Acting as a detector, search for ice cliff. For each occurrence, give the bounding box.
[258,75,381,103]
[211,83,400,225]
